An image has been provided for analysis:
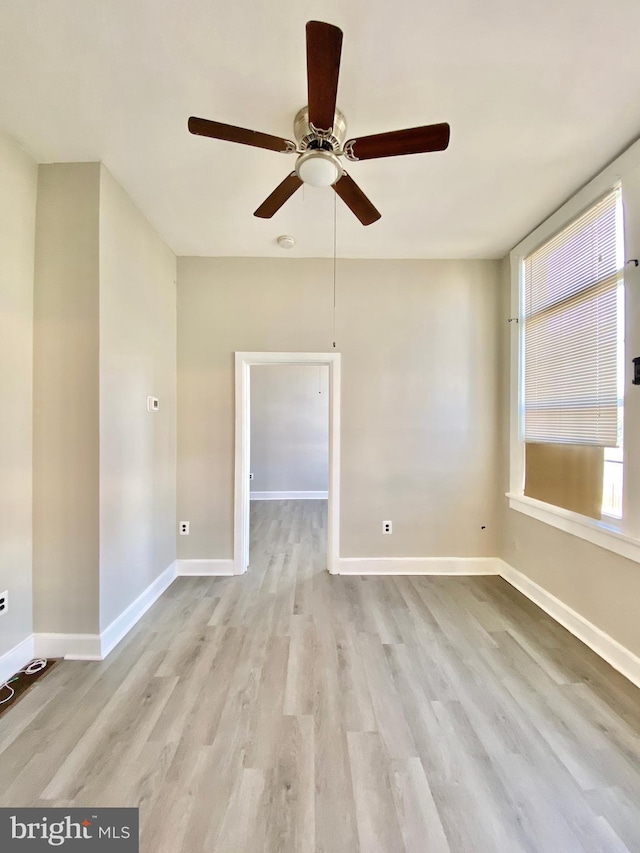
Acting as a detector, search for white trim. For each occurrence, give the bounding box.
[31,558,235,662]
[100,561,177,658]
[33,561,179,661]
[508,253,524,497]
[498,560,640,690]
[235,352,341,575]
[507,493,640,564]
[33,633,102,661]
[235,354,250,574]
[337,557,501,575]
[0,634,35,684]
[176,559,235,576]
[250,490,328,501]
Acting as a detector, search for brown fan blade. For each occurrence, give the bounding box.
[333,173,381,226]
[344,123,450,161]
[188,117,296,153]
[254,173,303,218]
[306,21,343,131]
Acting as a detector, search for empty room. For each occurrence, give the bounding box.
[1,2,640,851]
[248,361,330,576]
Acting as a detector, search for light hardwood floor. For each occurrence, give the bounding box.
[2,499,640,851]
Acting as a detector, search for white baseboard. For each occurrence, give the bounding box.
[176,559,235,576]
[337,557,501,575]
[33,633,102,661]
[29,557,234,662]
[100,561,177,658]
[250,491,328,501]
[20,554,640,693]
[0,634,36,684]
[34,560,179,662]
[498,560,640,690]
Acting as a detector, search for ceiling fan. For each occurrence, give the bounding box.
[188,21,450,226]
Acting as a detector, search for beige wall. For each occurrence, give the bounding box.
[32,162,177,638]
[33,163,101,635]
[250,365,328,494]
[0,131,37,658]
[177,258,501,560]
[500,152,640,661]
[99,166,177,630]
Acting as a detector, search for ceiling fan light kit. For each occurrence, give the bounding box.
[188,20,450,225]
[295,150,343,187]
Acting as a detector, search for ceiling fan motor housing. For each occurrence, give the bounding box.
[293,106,347,187]
[294,106,347,153]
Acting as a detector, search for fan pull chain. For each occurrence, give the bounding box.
[332,191,337,348]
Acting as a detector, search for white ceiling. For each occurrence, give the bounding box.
[2,0,640,259]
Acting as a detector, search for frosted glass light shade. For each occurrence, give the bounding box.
[296,152,342,187]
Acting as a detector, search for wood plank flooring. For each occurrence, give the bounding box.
[1,499,640,851]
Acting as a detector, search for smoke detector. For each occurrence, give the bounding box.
[277,235,296,249]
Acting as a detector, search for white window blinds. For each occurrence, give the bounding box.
[523,189,621,446]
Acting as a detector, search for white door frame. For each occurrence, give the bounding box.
[234,352,341,575]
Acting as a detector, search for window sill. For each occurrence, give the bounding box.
[506,492,640,564]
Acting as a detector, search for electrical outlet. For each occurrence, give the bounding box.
[179,521,190,535]
[383,520,392,534]
[0,590,7,615]
[249,473,254,480]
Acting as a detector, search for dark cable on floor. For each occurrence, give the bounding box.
[0,659,48,706]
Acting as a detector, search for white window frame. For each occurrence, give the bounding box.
[507,141,640,564]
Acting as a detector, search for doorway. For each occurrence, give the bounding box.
[234,352,341,575]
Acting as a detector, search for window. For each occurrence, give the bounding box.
[602,445,623,518]
[521,188,624,520]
